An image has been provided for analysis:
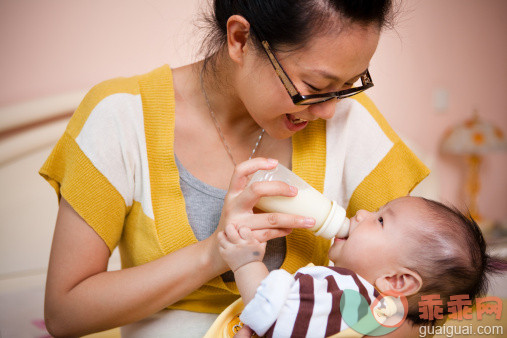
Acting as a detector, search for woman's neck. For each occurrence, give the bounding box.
[195,56,261,137]
[173,57,292,171]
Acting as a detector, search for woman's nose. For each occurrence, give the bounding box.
[307,99,338,120]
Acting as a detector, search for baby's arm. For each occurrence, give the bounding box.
[218,224,269,305]
[219,224,295,336]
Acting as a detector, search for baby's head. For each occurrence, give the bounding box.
[329,196,506,325]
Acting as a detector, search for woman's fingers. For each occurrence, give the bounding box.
[235,180,297,209]
[228,158,278,194]
[239,212,315,230]
[219,158,316,250]
[252,228,293,242]
[223,223,294,246]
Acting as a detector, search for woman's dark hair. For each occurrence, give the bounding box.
[200,0,395,70]
[404,198,507,326]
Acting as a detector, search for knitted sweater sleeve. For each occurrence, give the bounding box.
[39,76,143,252]
[324,93,430,216]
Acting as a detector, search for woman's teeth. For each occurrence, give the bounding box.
[288,114,308,124]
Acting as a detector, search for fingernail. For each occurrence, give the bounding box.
[305,218,315,226]
[296,218,306,226]
[297,217,315,226]
[267,158,278,165]
[289,186,298,195]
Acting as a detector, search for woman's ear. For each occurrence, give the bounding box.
[226,15,251,65]
[375,268,422,296]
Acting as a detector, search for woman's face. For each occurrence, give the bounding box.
[237,22,380,139]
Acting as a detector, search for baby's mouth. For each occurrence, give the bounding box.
[334,235,348,242]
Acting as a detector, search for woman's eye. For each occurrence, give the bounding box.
[378,216,384,227]
[305,82,322,92]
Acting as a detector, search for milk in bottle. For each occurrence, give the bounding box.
[249,164,350,239]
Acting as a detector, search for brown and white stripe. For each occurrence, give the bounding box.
[245,266,377,338]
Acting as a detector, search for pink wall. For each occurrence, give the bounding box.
[1,0,506,222]
[368,0,507,222]
[0,0,201,104]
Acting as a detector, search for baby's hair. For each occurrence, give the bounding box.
[404,198,507,326]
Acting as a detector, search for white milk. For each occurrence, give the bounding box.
[249,164,350,239]
[255,187,333,232]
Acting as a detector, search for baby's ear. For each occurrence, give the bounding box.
[375,268,422,296]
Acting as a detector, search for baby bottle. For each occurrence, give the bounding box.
[249,164,350,239]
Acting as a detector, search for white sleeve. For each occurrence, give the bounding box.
[239,269,295,336]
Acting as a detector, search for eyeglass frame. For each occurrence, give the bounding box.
[257,39,374,105]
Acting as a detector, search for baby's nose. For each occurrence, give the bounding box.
[355,209,369,222]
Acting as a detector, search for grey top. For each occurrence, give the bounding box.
[175,156,286,282]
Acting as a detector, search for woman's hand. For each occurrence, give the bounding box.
[205,157,315,272]
[218,224,266,272]
[220,158,315,241]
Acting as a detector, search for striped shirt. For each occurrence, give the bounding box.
[240,266,379,338]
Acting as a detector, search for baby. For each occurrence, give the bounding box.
[218,196,505,337]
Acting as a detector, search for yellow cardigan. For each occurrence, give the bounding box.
[40,65,429,313]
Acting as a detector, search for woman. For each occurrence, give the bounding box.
[40,0,428,336]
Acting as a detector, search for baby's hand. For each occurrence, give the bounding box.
[234,324,256,338]
[218,224,267,272]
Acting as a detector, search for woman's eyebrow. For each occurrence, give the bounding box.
[309,68,368,82]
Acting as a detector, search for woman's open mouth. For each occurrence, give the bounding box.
[284,114,309,131]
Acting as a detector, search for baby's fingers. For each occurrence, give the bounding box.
[224,223,242,243]
[253,228,293,242]
[217,231,230,249]
[234,325,254,338]
[238,226,253,241]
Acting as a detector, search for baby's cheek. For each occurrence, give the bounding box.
[346,238,378,262]
[338,243,362,265]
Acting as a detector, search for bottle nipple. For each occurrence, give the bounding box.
[314,201,350,239]
[336,217,350,238]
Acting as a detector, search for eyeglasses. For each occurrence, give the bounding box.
[259,40,374,105]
